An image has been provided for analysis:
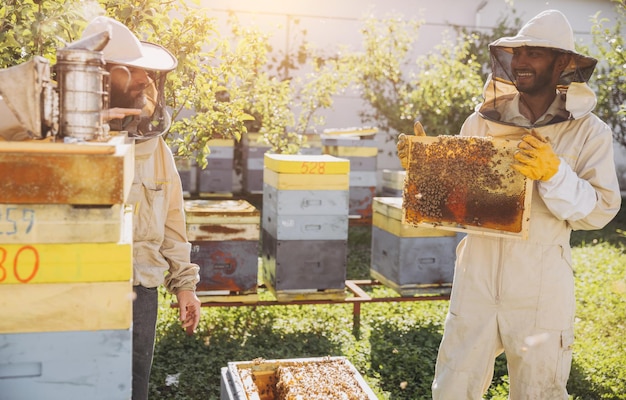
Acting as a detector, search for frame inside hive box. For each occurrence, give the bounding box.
[222,356,378,400]
[402,135,533,239]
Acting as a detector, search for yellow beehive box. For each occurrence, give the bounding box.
[373,197,456,238]
[0,241,131,285]
[184,199,260,241]
[403,135,533,239]
[263,168,349,191]
[263,153,350,175]
[0,203,131,244]
[0,281,132,334]
[323,145,378,157]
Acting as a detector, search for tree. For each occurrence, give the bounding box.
[0,0,352,163]
[590,0,626,149]
[343,14,484,140]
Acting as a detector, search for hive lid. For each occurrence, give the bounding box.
[402,135,533,239]
[263,153,349,174]
[184,199,260,224]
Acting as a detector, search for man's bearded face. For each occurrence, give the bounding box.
[108,65,150,109]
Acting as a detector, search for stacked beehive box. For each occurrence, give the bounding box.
[185,199,261,301]
[0,137,134,400]
[175,154,198,198]
[371,196,458,296]
[241,133,271,194]
[298,132,323,155]
[322,130,378,225]
[199,138,235,196]
[261,153,350,300]
[381,169,406,197]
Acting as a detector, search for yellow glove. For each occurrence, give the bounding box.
[397,121,426,170]
[512,131,560,181]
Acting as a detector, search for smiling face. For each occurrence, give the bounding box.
[510,46,564,96]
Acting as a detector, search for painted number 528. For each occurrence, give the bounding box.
[300,162,327,174]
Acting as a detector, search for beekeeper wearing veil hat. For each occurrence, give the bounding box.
[82,16,200,400]
[398,9,621,399]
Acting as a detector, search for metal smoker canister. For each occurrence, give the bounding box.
[55,48,107,140]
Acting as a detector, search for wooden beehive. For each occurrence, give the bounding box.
[0,135,133,205]
[220,357,378,400]
[403,135,533,239]
[184,199,260,296]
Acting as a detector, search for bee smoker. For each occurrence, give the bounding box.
[54,30,111,141]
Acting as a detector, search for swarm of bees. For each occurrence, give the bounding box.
[403,135,527,233]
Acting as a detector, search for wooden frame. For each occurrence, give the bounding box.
[402,135,533,239]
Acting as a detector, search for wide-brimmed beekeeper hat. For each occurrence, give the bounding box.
[489,9,597,85]
[82,16,177,72]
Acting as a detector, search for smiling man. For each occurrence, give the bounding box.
[398,9,621,399]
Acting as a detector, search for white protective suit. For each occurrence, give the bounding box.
[431,10,622,399]
[129,136,199,294]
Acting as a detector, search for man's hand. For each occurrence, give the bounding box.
[512,131,560,181]
[397,121,426,170]
[102,107,142,122]
[176,290,201,335]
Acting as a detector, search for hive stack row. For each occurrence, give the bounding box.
[370,197,458,296]
[241,133,272,194]
[199,138,236,196]
[261,153,350,300]
[0,136,134,400]
[185,198,261,301]
[322,132,379,225]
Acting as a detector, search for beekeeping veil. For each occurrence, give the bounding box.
[81,16,178,139]
[481,9,598,123]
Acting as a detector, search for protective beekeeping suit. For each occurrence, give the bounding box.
[82,16,200,400]
[400,10,621,399]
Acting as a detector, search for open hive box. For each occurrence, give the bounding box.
[221,356,378,400]
[403,135,533,239]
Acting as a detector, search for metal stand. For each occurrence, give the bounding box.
[174,280,450,338]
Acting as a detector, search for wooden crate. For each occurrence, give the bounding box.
[0,242,131,285]
[370,226,456,296]
[221,356,378,400]
[0,329,131,400]
[263,153,350,175]
[0,203,130,244]
[263,183,349,216]
[0,136,133,205]
[348,186,376,224]
[0,281,132,334]
[261,229,346,295]
[381,169,406,196]
[185,199,260,295]
[403,135,533,239]
[372,197,456,238]
[191,240,259,295]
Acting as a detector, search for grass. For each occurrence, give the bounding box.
[149,204,626,399]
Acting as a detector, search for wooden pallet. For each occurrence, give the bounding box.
[370,270,452,297]
[265,285,348,302]
[197,290,259,304]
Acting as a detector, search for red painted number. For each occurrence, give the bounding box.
[300,162,326,174]
[0,245,39,283]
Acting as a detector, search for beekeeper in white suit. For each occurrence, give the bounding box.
[82,16,201,400]
[399,9,621,399]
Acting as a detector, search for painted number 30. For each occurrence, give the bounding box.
[300,162,327,174]
[0,246,39,283]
